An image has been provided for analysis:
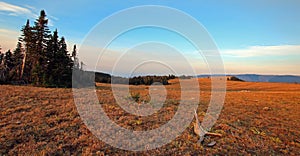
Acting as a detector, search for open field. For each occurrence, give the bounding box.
[1,78,300,155]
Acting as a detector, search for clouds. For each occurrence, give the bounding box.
[221,45,300,57]
[0,2,58,26]
[0,2,37,18]
[220,45,300,75]
[76,43,300,76]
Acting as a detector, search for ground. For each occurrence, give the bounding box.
[0,78,299,155]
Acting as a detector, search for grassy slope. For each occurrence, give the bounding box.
[0,78,299,155]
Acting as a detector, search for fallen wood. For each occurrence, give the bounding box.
[205,132,222,137]
[194,110,222,142]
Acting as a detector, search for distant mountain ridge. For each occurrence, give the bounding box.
[197,74,300,83]
[235,74,300,83]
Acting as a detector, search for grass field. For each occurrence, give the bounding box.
[1,78,299,155]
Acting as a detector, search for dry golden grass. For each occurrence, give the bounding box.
[0,78,299,155]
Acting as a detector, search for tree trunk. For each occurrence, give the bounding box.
[20,49,26,79]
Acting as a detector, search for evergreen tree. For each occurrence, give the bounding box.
[2,50,14,81]
[34,10,50,59]
[19,19,35,82]
[12,42,24,80]
[45,29,60,86]
[72,45,79,70]
[48,37,73,87]
[32,10,51,85]
[4,50,14,71]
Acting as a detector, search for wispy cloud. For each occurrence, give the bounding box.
[221,45,300,57]
[48,15,59,21]
[47,18,56,27]
[23,4,36,11]
[0,2,58,26]
[0,2,37,18]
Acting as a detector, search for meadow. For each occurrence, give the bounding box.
[0,78,299,155]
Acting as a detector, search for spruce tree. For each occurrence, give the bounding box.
[19,19,35,83]
[72,45,79,70]
[2,50,14,81]
[12,42,24,80]
[4,50,14,70]
[57,37,72,87]
[32,10,51,85]
[45,29,60,86]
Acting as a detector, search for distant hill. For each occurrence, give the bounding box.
[197,74,300,83]
[235,74,300,83]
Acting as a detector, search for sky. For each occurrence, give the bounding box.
[0,0,299,76]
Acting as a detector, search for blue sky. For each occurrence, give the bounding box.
[0,0,299,75]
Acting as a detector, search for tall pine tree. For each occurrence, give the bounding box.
[45,29,59,86]
[19,19,35,83]
[72,45,79,70]
[2,50,14,81]
[32,10,50,85]
[11,42,24,80]
[56,37,73,87]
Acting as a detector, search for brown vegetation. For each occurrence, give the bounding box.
[0,78,300,155]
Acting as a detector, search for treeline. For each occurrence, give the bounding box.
[73,70,176,87]
[128,75,176,85]
[0,10,80,87]
[98,74,176,85]
[227,76,244,82]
